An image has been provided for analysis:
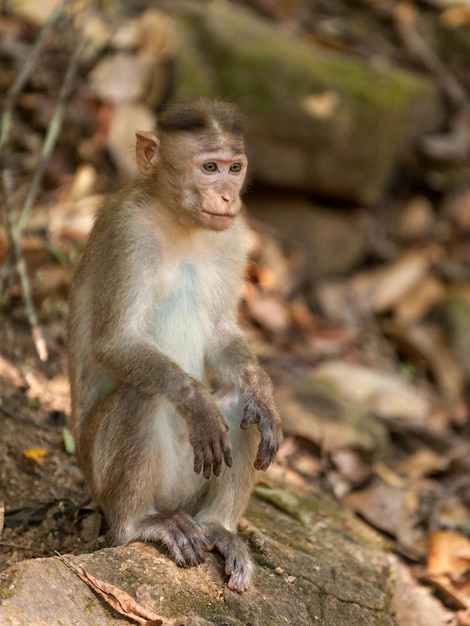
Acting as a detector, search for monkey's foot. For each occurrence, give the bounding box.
[135,512,207,567]
[203,523,253,592]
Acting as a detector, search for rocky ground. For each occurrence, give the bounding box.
[3,0,470,624]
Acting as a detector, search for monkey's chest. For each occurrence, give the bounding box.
[150,262,222,378]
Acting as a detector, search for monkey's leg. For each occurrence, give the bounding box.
[204,522,253,592]
[77,386,207,567]
[132,512,207,567]
[193,391,259,591]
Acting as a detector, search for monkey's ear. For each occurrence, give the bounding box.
[136,131,160,175]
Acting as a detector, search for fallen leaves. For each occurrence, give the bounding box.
[348,245,444,315]
[428,530,470,577]
[56,554,213,625]
[22,447,48,466]
[426,530,470,614]
[57,553,165,625]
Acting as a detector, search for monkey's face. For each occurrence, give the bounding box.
[185,148,248,231]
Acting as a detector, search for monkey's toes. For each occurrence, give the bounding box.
[226,565,252,593]
[172,534,207,567]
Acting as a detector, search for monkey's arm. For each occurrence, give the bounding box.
[92,324,232,478]
[83,236,232,478]
[206,322,283,470]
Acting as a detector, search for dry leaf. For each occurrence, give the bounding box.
[301,91,340,120]
[343,480,404,537]
[331,449,372,486]
[445,188,470,233]
[396,196,435,239]
[34,266,75,299]
[344,479,426,556]
[0,354,26,388]
[106,102,156,178]
[23,448,48,466]
[48,194,103,241]
[349,246,443,314]
[427,530,470,576]
[393,275,446,326]
[90,53,156,104]
[425,574,469,611]
[244,283,290,335]
[0,506,4,537]
[395,449,449,479]
[56,553,165,625]
[381,321,464,399]
[313,360,429,421]
[394,1,419,26]
[8,0,61,24]
[275,384,382,454]
[456,609,470,625]
[0,226,9,262]
[441,7,470,28]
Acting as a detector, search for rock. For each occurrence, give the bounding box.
[166,2,442,205]
[247,195,366,277]
[313,359,430,422]
[276,374,389,457]
[0,488,449,625]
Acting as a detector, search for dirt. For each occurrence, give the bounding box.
[0,310,92,573]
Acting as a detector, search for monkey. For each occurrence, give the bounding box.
[68,99,283,593]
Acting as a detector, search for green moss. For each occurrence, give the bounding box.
[197,6,435,120]
[173,20,216,99]
[0,566,18,601]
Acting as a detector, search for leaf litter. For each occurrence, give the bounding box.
[3,0,470,624]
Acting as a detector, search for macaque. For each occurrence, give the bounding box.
[68,99,283,592]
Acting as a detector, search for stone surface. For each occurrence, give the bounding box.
[0,486,449,625]
[247,195,367,277]
[165,1,442,205]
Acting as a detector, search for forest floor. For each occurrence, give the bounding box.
[4,1,470,624]
[0,313,92,573]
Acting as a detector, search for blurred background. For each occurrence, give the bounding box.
[3,0,470,620]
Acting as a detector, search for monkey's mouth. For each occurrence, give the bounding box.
[201,210,235,220]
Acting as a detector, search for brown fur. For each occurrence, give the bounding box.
[68,99,282,592]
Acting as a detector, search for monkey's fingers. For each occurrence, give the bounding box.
[254,433,280,471]
[193,449,204,475]
[201,437,232,479]
[254,452,273,472]
[210,439,223,478]
[222,437,233,468]
[240,405,262,430]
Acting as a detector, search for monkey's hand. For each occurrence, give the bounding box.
[178,386,233,479]
[240,368,283,471]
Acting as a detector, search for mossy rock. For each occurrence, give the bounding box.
[166,1,442,205]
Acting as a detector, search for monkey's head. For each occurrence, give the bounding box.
[136,99,248,232]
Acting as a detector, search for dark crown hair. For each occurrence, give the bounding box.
[157,99,245,137]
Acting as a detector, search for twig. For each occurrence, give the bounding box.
[393,6,466,109]
[0,405,58,432]
[0,541,44,554]
[362,1,470,161]
[0,0,89,361]
[394,11,470,160]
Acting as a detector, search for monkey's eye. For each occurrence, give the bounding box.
[202,162,218,173]
[230,162,242,173]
